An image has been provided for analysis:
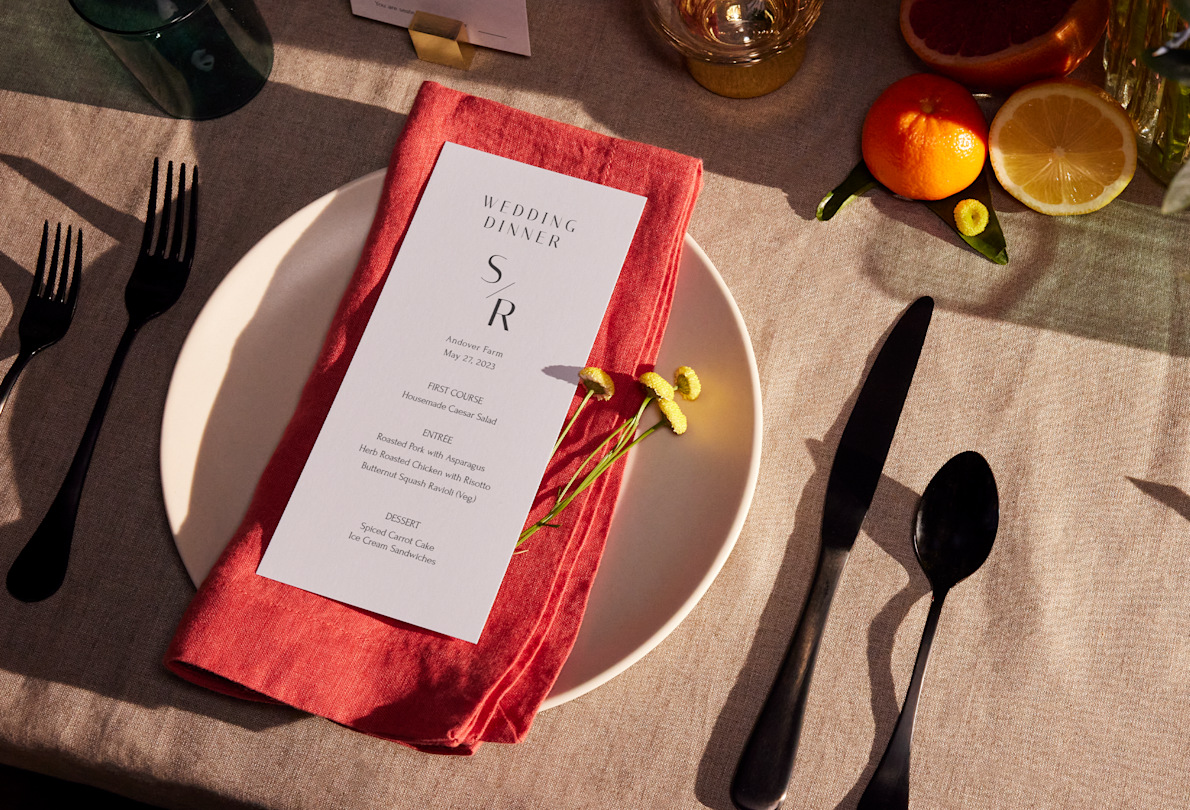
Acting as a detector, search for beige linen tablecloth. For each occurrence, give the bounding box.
[1,1,1188,808]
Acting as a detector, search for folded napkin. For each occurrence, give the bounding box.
[165,81,702,754]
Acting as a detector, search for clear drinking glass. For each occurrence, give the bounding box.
[643,0,825,98]
[1103,0,1190,182]
[69,0,273,120]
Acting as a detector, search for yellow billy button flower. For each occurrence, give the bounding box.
[639,371,675,400]
[657,398,687,435]
[674,366,701,401]
[553,366,613,455]
[519,364,701,549]
[578,366,615,400]
[953,198,989,236]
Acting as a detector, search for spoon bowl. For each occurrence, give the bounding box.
[856,450,999,810]
[914,450,999,591]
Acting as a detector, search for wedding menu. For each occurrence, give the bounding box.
[256,142,647,643]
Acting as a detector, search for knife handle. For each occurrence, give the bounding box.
[730,545,849,810]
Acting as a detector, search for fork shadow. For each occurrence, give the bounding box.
[0,83,409,736]
[1,0,1185,367]
[0,155,142,235]
[0,250,25,360]
[0,156,142,382]
[0,162,297,735]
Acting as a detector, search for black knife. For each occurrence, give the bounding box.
[731,296,934,810]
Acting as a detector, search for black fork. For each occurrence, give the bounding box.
[0,222,82,418]
[7,159,197,602]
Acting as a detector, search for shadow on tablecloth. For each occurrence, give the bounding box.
[0,81,407,737]
[692,311,934,809]
[4,0,1188,359]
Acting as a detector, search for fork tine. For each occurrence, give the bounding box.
[55,227,79,305]
[141,157,159,255]
[169,164,187,262]
[57,226,72,301]
[45,223,62,300]
[184,165,198,264]
[159,160,174,257]
[66,228,82,310]
[33,220,49,296]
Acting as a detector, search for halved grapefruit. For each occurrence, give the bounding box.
[899,0,1109,93]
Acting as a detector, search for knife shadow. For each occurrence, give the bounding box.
[828,470,930,810]
[695,322,933,809]
[694,434,929,810]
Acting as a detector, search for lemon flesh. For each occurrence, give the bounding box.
[989,81,1136,216]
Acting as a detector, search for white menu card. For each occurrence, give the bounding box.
[257,142,646,643]
[349,0,532,56]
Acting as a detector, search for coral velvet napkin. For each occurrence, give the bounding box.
[165,82,702,754]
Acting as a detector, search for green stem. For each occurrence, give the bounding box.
[555,397,650,506]
[556,418,635,505]
[516,412,663,548]
[614,397,653,454]
[554,390,594,454]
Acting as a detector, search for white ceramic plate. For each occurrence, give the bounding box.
[160,170,762,708]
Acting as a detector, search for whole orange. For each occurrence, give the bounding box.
[900,0,1108,93]
[861,73,988,201]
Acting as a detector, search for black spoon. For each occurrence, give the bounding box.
[856,451,999,810]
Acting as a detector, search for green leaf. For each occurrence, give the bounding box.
[1143,24,1190,81]
[818,159,1008,264]
[922,167,1009,265]
[1162,161,1190,213]
[1143,46,1190,83]
[816,160,878,220]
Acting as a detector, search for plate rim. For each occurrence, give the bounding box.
[540,234,763,708]
[160,169,764,709]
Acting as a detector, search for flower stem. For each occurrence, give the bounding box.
[517,409,659,548]
[556,418,635,505]
[554,389,594,454]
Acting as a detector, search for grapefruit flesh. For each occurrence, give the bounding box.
[900,0,1110,92]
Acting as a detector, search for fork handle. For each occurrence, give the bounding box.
[6,324,138,602]
[0,350,34,421]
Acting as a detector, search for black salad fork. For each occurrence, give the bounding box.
[7,159,197,602]
[0,222,82,419]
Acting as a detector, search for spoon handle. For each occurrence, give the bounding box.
[856,590,947,810]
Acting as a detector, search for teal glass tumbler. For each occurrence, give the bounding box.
[69,0,273,120]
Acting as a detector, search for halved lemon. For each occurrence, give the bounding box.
[988,79,1137,216]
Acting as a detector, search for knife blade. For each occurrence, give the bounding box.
[730,296,934,810]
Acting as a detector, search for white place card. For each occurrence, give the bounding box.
[257,142,646,642]
[349,0,532,56]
